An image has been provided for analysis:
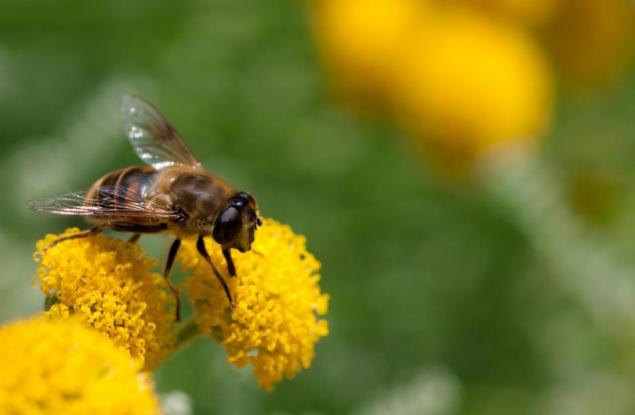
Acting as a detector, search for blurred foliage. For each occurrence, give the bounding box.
[0,1,635,414]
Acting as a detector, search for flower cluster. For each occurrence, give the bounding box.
[28,220,329,391]
[310,0,634,175]
[0,316,161,415]
[179,218,329,390]
[34,228,175,369]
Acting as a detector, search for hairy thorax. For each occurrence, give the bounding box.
[153,167,235,235]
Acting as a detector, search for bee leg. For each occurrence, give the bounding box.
[47,226,103,250]
[222,248,236,277]
[128,233,141,243]
[164,239,182,322]
[197,236,235,307]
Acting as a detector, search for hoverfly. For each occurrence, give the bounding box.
[30,95,261,320]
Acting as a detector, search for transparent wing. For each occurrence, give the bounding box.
[121,95,201,170]
[29,188,179,219]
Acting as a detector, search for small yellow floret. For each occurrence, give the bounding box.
[179,218,329,390]
[34,228,175,369]
[0,316,161,415]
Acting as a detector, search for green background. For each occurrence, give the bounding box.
[1,2,635,414]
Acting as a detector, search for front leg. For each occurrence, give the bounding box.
[222,248,236,277]
[197,236,235,307]
[164,239,182,321]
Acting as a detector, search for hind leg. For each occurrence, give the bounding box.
[47,226,103,250]
[128,233,141,243]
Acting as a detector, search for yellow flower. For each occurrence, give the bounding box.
[0,316,161,415]
[310,2,553,176]
[34,228,175,369]
[179,218,329,390]
[393,8,552,175]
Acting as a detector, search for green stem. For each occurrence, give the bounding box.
[174,317,204,354]
[44,292,59,311]
[155,317,204,368]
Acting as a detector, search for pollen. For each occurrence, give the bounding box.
[179,218,329,390]
[34,228,175,370]
[0,316,161,415]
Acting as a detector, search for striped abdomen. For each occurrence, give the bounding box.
[85,165,163,226]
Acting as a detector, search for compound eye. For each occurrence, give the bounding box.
[213,206,242,244]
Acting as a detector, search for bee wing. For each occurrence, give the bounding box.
[121,95,201,170]
[29,189,179,219]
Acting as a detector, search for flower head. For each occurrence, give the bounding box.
[34,228,175,369]
[394,8,552,175]
[0,316,161,415]
[310,2,553,177]
[179,218,329,390]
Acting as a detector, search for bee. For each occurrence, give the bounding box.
[30,95,262,320]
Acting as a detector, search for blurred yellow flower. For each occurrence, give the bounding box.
[311,0,426,112]
[546,0,634,88]
[179,218,329,390]
[310,1,553,176]
[34,228,175,369]
[0,316,161,415]
[394,9,552,174]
